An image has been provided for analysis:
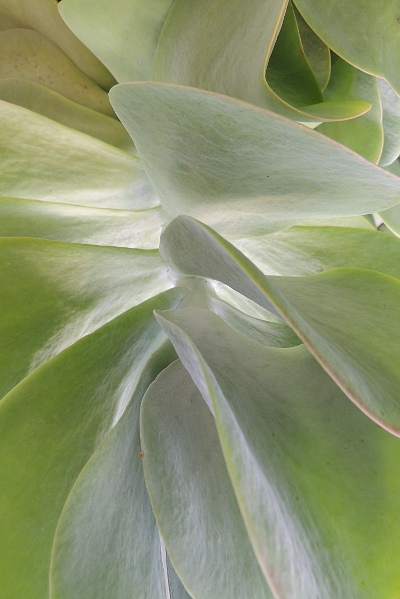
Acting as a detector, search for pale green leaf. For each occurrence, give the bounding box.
[0,0,114,89]
[155,308,400,599]
[160,216,400,434]
[207,297,302,348]
[234,225,400,276]
[378,79,400,167]
[0,238,170,400]
[110,83,400,237]
[0,28,115,117]
[0,100,157,209]
[50,342,189,599]
[0,289,184,599]
[294,5,330,91]
[152,0,369,122]
[141,359,274,599]
[59,0,175,83]
[0,78,134,151]
[0,197,162,248]
[293,0,400,97]
[317,56,383,163]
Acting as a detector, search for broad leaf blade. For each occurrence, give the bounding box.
[50,342,187,599]
[0,289,184,599]
[141,359,274,599]
[0,100,157,209]
[0,197,162,248]
[378,79,400,167]
[59,0,175,83]
[0,238,170,399]
[160,216,400,434]
[110,83,400,237]
[156,308,400,599]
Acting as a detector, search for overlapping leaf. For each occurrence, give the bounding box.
[294,0,400,96]
[0,289,184,599]
[0,0,114,89]
[152,0,369,122]
[111,83,400,238]
[0,100,156,208]
[160,215,400,434]
[59,0,175,83]
[50,343,190,599]
[0,238,170,399]
[141,359,274,599]
[378,79,400,166]
[317,56,383,163]
[155,308,400,599]
[0,197,162,248]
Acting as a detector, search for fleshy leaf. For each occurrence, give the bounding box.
[0,289,184,599]
[152,0,369,122]
[155,308,400,599]
[160,215,400,434]
[294,5,330,91]
[0,100,157,209]
[0,28,115,117]
[0,197,162,248]
[59,0,175,83]
[293,0,400,97]
[50,342,189,599]
[0,238,170,399]
[0,78,134,150]
[378,79,400,167]
[141,359,274,599]
[0,0,114,89]
[110,83,400,237]
[234,224,400,277]
[317,56,383,163]
[207,297,302,348]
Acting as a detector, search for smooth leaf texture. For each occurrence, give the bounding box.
[50,342,189,599]
[378,78,400,166]
[59,0,175,83]
[0,28,115,117]
[0,289,184,599]
[0,238,170,400]
[155,308,400,599]
[0,78,134,150]
[317,56,383,163]
[207,296,302,348]
[0,100,157,209]
[111,83,400,237]
[152,0,369,122]
[141,359,274,599]
[234,225,400,277]
[0,0,115,89]
[160,216,400,434]
[293,0,400,96]
[294,5,330,91]
[0,197,162,248]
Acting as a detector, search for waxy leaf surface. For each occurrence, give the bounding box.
[0,78,133,150]
[59,0,175,83]
[152,0,368,122]
[294,6,330,91]
[0,289,184,599]
[0,100,157,208]
[50,342,189,599]
[161,216,400,434]
[0,238,170,399]
[111,83,400,237]
[156,308,400,599]
[141,359,274,599]
[0,197,162,248]
[317,57,383,163]
[378,79,400,166]
[294,0,400,96]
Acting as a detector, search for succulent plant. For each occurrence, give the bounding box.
[2,1,400,597]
